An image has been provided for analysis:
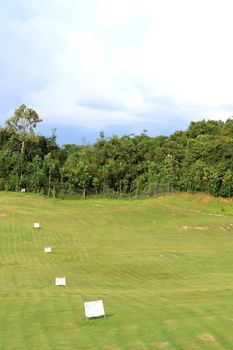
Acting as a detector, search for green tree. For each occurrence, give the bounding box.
[5,104,42,179]
[27,155,44,193]
[219,170,233,197]
[44,153,57,196]
[157,154,178,191]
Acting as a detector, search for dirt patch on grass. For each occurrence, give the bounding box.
[208,213,224,217]
[201,195,213,203]
[198,333,217,345]
[0,213,7,217]
[219,224,233,231]
[181,226,209,231]
[218,197,232,204]
[196,226,209,230]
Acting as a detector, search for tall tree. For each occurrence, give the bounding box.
[44,153,57,196]
[5,104,42,179]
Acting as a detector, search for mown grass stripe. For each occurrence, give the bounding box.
[1,192,233,349]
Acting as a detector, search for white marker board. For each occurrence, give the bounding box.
[55,277,66,286]
[84,300,105,318]
[34,223,40,229]
[44,247,52,253]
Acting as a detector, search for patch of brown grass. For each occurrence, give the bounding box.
[208,213,224,217]
[197,333,217,344]
[164,319,177,326]
[219,224,233,231]
[218,197,232,204]
[201,195,213,203]
[156,341,170,349]
[196,226,209,230]
[181,226,209,231]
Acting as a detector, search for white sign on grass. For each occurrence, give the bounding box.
[55,277,66,286]
[34,222,40,229]
[21,188,26,193]
[84,300,105,318]
[44,247,52,253]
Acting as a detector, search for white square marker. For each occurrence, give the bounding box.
[44,247,52,253]
[55,277,66,286]
[34,223,40,229]
[84,300,105,319]
[21,188,26,193]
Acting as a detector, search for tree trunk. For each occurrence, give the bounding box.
[48,172,51,196]
[20,140,25,179]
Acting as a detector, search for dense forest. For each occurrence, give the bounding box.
[0,104,233,198]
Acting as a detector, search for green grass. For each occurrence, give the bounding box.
[1,192,233,349]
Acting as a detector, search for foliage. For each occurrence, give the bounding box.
[5,104,42,137]
[1,105,233,197]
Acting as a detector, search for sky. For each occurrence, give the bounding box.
[1,0,233,145]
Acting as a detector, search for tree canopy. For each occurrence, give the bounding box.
[1,106,233,198]
[5,104,42,137]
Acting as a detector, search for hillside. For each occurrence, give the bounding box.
[1,192,233,349]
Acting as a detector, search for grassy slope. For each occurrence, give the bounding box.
[0,192,233,349]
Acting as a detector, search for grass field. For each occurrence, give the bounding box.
[1,192,233,349]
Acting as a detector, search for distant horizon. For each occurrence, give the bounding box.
[35,118,190,146]
[1,112,232,146]
[37,115,232,146]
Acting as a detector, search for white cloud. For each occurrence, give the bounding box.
[1,0,233,131]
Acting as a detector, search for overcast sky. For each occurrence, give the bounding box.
[1,0,233,144]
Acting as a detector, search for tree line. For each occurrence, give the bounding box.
[1,104,233,198]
